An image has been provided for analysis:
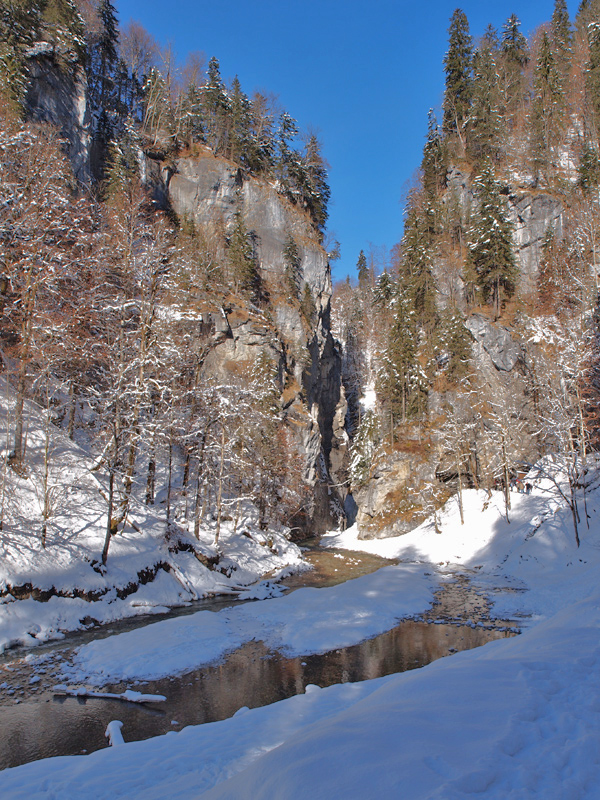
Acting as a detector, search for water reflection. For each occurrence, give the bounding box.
[0,620,512,770]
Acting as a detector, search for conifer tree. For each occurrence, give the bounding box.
[180,80,205,145]
[276,111,299,192]
[501,14,529,68]
[203,56,230,154]
[228,75,253,165]
[442,308,472,384]
[442,8,473,151]
[499,14,528,123]
[283,234,302,300]
[378,287,426,422]
[421,110,445,200]
[469,159,518,319]
[401,203,437,332]
[300,133,330,232]
[586,22,600,129]
[551,0,573,72]
[468,43,502,164]
[227,211,259,298]
[357,250,370,289]
[579,140,600,191]
[531,32,565,184]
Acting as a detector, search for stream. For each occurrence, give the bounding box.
[0,544,518,771]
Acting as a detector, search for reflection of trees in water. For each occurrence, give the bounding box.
[0,624,513,769]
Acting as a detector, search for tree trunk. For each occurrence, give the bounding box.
[102,468,116,566]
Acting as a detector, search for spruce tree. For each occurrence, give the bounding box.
[378,286,426,422]
[300,133,330,232]
[442,8,473,150]
[421,109,445,200]
[468,43,502,164]
[469,159,518,319]
[586,22,600,128]
[228,76,253,165]
[356,250,370,288]
[203,57,230,154]
[283,234,302,300]
[401,203,437,332]
[499,14,528,123]
[551,0,572,71]
[443,309,472,384]
[578,140,600,191]
[227,211,260,298]
[531,32,565,184]
[276,111,299,193]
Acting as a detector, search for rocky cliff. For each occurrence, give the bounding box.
[150,148,345,533]
[24,43,90,184]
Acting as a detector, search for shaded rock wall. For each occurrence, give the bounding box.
[24,44,90,184]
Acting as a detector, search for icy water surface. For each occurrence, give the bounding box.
[0,548,518,770]
[0,618,513,769]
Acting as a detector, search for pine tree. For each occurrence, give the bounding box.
[442,8,473,151]
[531,32,565,184]
[180,80,205,145]
[97,0,119,107]
[299,133,330,232]
[501,14,529,68]
[276,111,299,192]
[228,75,253,165]
[469,159,518,319]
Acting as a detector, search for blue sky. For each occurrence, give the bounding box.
[114,0,580,281]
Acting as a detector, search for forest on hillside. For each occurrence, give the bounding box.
[334,0,600,541]
[0,0,334,559]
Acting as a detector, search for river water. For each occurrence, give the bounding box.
[0,545,517,770]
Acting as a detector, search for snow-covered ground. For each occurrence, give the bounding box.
[0,382,306,653]
[2,468,600,798]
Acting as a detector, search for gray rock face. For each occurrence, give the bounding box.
[442,167,563,296]
[25,45,91,183]
[510,192,563,290]
[168,151,331,314]
[465,314,522,372]
[163,149,343,532]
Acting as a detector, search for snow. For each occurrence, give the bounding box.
[0,381,307,652]
[3,461,600,797]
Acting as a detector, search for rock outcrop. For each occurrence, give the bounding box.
[24,43,91,184]
[154,148,345,533]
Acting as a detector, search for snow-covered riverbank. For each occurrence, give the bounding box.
[0,385,307,653]
[2,468,600,798]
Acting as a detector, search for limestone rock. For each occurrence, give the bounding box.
[465,314,522,372]
[25,44,91,183]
